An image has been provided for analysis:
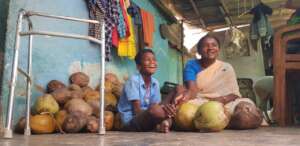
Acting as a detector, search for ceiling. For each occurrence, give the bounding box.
[155,0,294,30]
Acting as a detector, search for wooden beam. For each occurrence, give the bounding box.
[188,0,206,28]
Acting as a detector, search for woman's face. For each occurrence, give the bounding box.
[199,37,220,60]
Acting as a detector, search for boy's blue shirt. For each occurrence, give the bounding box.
[117,72,161,125]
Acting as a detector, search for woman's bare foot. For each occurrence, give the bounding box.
[156,119,172,133]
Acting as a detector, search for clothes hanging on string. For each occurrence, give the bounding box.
[249,3,273,50]
[118,15,137,59]
[104,0,119,61]
[127,0,144,50]
[86,0,119,61]
[140,9,155,48]
[87,0,105,40]
[118,0,130,38]
[127,1,142,25]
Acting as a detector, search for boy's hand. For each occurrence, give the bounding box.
[162,104,176,118]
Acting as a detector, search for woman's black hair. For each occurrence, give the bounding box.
[134,49,155,65]
[196,34,220,53]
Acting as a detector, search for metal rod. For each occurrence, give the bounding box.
[3,10,26,139]
[98,23,106,135]
[3,10,105,138]
[26,11,100,24]
[19,31,102,44]
[24,25,33,136]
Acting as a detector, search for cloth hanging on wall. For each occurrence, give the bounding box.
[118,0,130,38]
[127,0,144,50]
[140,8,155,48]
[87,0,105,40]
[86,0,119,61]
[104,0,119,61]
[118,15,137,59]
[249,3,273,50]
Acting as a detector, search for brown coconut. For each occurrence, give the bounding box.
[86,116,99,133]
[47,80,66,93]
[113,113,123,130]
[105,92,118,109]
[82,86,94,95]
[84,90,100,101]
[105,111,114,131]
[68,84,81,91]
[69,72,89,87]
[64,98,93,116]
[62,111,87,133]
[30,114,56,134]
[55,110,68,130]
[228,101,263,130]
[51,88,71,105]
[70,90,84,99]
[86,99,100,117]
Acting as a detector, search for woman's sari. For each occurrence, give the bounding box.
[188,60,255,114]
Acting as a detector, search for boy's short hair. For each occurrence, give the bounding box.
[134,49,155,65]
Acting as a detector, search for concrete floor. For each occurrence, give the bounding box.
[0,127,300,146]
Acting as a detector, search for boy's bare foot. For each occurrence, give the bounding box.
[156,119,172,133]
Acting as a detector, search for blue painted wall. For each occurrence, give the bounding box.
[0,0,11,129]
[1,0,182,126]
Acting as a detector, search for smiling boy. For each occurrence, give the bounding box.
[117,49,176,132]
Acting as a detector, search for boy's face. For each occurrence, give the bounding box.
[138,52,157,75]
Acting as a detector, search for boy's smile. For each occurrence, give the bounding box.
[138,52,157,75]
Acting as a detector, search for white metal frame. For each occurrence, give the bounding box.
[3,9,106,138]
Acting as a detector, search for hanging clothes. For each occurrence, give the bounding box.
[87,0,105,40]
[140,9,155,48]
[127,1,142,25]
[127,0,144,50]
[104,0,119,61]
[86,0,119,61]
[118,15,137,59]
[118,0,130,38]
[249,3,273,50]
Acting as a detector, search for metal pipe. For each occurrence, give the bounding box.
[3,10,106,138]
[24,24,33,136]
[98,23,105,135]
[3,10,26,139]
[19,31,102,44]
[26,11,100,24]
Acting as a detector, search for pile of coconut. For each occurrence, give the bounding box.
[15,72,124,134]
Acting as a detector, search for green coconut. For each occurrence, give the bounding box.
[34,94,59,114]
[193,101,230,132]
[175,102,200,131]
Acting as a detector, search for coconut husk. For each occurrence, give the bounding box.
[228,101,263,129]
[51,88,72,105]
[62,111,87,133]
[69,72,89,87]
[47,80,66,93]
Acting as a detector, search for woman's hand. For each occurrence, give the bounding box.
[211,96,226,104]
[173,92,190,106]
[212,94,239,104]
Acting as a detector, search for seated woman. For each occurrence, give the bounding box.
[174,34,263,129]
